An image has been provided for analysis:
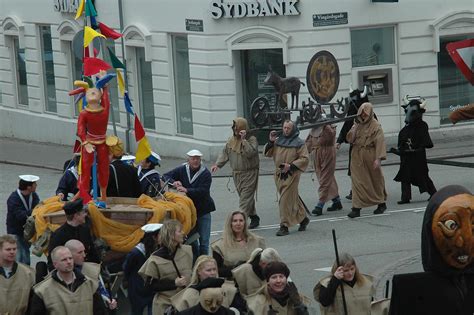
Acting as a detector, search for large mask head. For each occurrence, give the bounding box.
[422,185,474,274]
[199,287,224,313]
[232,117,248,136]
[402,96,426,124]
[431,193,474,269]
[85,87,102,105]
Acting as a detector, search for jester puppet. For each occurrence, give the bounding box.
[389,185,474,314]
[70,71,116,205]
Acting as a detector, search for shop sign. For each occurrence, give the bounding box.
[53,0,79,13]
[313,12,348,27]
[210,0,300,19]
[186,19,204,32]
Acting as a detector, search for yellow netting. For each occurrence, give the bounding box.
[31,192,197,253]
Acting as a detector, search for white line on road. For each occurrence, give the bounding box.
[209,206,426,236]
[314,267,332,272]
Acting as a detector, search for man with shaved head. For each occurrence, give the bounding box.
[29,246,105,314]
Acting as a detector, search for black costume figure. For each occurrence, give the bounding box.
[389,185,474,315]
[107,159,142,198]
[391,99,436,203]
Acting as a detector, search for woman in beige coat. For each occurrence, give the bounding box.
[211,210,265,279]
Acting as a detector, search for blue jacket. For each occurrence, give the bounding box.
[164,164,216,217]
[122,245,154,308]
[6,190,40,235]
[55,167,79,201]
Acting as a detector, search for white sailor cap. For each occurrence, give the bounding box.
[147,152,161,165]
[186,149,203,157]
[121,155,136,162]
[19,175,40,182]
[141,223,163,233]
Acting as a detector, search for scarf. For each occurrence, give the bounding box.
[268,285,290,306]
[275,125,305,148]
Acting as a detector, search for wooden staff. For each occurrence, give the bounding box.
[332,229,348,315]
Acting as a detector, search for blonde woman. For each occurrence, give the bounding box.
[171,255,248,313]
[211,210,266,278]
[139,220,193,315]
[313,253,376,315]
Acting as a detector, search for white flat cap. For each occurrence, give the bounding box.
[121,155,136,161]
[186,149,203,157]
[141,223,163,233]
[19,175,40,182]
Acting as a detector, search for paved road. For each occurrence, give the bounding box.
[1,157,473,313]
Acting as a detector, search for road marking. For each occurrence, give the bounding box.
[314,267,332,272]
[210,206,426,236]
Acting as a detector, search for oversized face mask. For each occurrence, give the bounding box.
[431,193,474,269]
[199,287,224,313]
[85,88,102,105]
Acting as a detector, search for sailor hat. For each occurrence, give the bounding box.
[186,149,203,157]
[121,155,136,162]
[141,223,163,233]
[147,152,161,166]
[19,175,40,182]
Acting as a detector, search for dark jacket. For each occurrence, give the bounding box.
[107,159,142,198]
[164,164,216,217]
[47,222,100,270]
[6,190,40,235]
[55,167,79,201]
[138,168,162,197]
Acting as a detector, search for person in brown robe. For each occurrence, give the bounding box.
[306,124,342,216]
[211,118,260,229]
[264,120,310,236]
[346,103,387,218]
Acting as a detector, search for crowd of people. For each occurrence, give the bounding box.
[2,101,452,314]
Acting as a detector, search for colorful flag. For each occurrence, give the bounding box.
[85,0,97,17]
[84,26,105,48]
[75,0,85,20]
[135,137,152,162]
[123,92,135,115]
[134,115,145,141]
[107,47,125,69]
[116,69,125,96]
[83,57,111,76]
[98,23,123,40]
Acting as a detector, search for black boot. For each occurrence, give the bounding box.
[276,225,289,236]
[345,191,352,200]
[373,203,387,214]
[312,206,323,216]
[347,208,361,218]
[397,200,410,204]
[249,215,260,229]
[298,217,310,231]
[327,201,343,211]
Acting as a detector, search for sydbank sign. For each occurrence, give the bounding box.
[210,0,300,19]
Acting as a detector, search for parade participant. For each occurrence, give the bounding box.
[56,154,80,201]
[6,174,40,265]
[107,136,142,198]
[232,247,283,297]
[123,223,162,315]
[177,278,237,315]
[139,219,193,315]
[313,253,375,315]
[164,150,216,258]
[138,151,163,197]
[171,256,248,313]
[247,261,309,315]
[47,198,100,270]
[29,246,105,315]
[335,86,369,200]
[389,185,474,314]
[346,103,387,218]
[0,234,35,315]
[211,210,265,278]
[306,124,342,216]
[390,98,437,204]
[77,71,112,205]
[211,117,261,229]
[264,120,310,236]
[64,239,118,312]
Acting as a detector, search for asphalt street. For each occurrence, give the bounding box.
[1,155,473,314]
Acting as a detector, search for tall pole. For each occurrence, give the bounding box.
[118,0,131,152]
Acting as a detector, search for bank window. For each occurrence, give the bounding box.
[351,26,395,68]
[13,37,29,106]
[136,47,155,129]
[172,35,193,135]
[40,25,57,113]
[438,35,474,125]
[103,40,119,123]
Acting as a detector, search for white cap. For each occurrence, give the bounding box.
[19,175,40,182]
[148,151,161,165]
[121,155,136,161]
[186,149,203,157]
[141,223,163,233]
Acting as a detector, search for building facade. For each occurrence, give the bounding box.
[0,0,473,160]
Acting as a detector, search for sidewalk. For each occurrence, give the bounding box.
[1,129,473,176]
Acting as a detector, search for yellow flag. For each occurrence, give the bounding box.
[77,97,83,114]
[117,69,125,96]
[75,0,85,20]
[83,26,105,48]
[135,137,152,162]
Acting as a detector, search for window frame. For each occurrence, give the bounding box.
[350,25,397,68]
